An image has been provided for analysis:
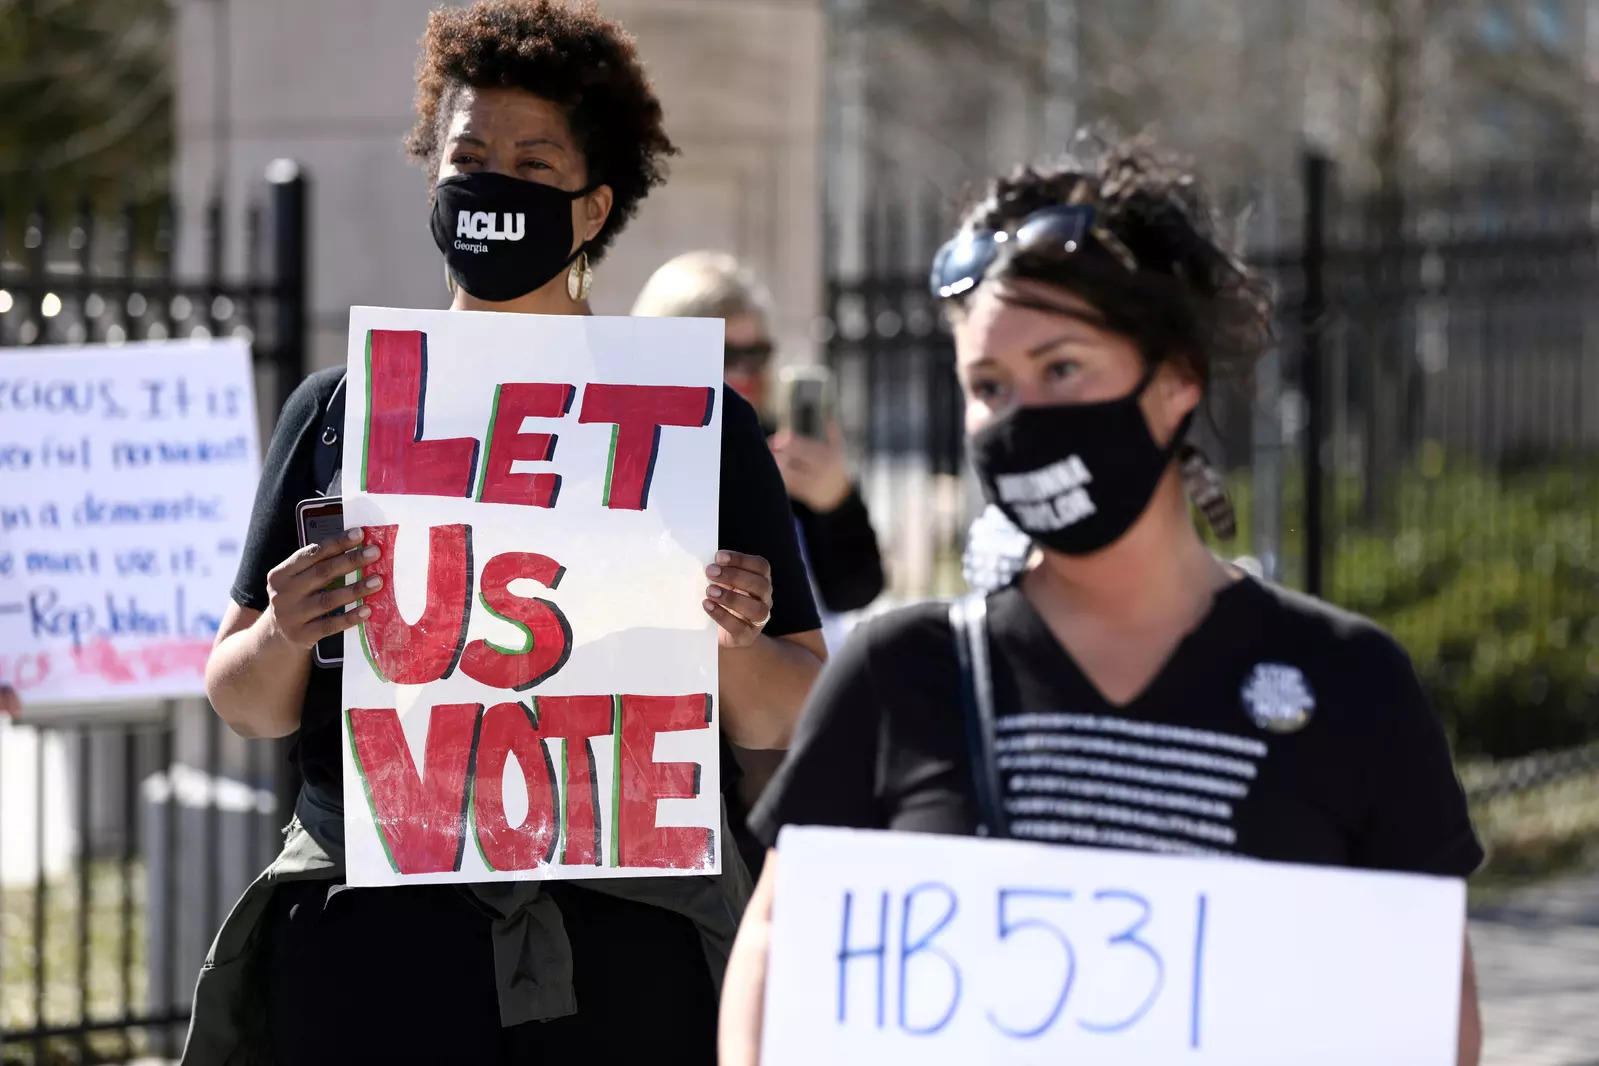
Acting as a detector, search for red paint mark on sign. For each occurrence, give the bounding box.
[1,639,209,696]
[0,651,54,692]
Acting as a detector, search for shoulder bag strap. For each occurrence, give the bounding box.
[949,592,1007,839]
[312,372,348,497]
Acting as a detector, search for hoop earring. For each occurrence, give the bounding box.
[567,251,593,302]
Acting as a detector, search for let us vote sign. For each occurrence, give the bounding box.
[341,306,724,887]
[764,827,1466,1065]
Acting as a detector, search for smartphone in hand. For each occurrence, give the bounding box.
[779,365,834,441]
[295,497,349,668]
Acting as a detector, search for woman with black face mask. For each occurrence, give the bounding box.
[185,3,825,1064]
[720,136,1484,1066]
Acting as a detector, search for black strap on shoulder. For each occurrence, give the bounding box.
[950,592,1007,839]
[312,372,348,497]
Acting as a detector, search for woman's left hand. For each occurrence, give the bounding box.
[705,550,774,648]
[0,684,20,720]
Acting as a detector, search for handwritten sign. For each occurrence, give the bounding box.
[764,827,1466,1066]
[341,307,724,886]
[0,340,260,706]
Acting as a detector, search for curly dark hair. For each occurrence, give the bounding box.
[404,0,678,263]
[952,133,1273,387]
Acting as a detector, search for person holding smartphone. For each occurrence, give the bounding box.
[186,4,825,1063]
[633,251,887,618]
[719,135,1483,1066]
[632,253,887,880]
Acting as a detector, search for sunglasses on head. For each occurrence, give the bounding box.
[928,203,1139,301]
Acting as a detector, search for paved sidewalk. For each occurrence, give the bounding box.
[1471,864,1599,1066]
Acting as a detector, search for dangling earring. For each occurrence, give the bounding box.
[567,251,593,302]
[1179,443,1237,540]
[962,505,1035,594]
[444,267,457,299]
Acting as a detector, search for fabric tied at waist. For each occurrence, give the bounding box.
[180,778,751,1064]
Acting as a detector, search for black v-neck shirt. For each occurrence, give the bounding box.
[752,577,1483,877]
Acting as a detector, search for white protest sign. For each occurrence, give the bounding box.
[0,340,260,706]
[764,827,1466,1066]
[340,307,723,886]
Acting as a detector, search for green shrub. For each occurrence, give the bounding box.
[1214,461,1599,759]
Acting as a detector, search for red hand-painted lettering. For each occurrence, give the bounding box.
[533,694,615,865]
[577,384,715,510]
[358,524,473,685]
[363,329,479,498]
[348,702,481,875]
[477,383,574,507]
[457,551,571,691]
[472,701,559,871]
[616,693,714,868]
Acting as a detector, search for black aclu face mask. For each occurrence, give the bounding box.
[970,364,1192,556]
[430,171,592,303]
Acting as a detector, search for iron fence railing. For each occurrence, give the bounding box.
[0,161,308,1064]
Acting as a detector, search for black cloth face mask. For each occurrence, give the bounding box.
[430,171,593,303]
[969,364,1192,556]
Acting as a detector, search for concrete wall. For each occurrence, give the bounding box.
[586,0,825,361]
[174,0,826,377]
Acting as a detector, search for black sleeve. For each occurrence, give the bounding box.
[749,615,886,845]
[792,488,886,613]
[717,386,820,639]
[1349,634,1485,877]
[230,369,340,611]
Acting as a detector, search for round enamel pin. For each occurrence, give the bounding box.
[1241,662,1316,734]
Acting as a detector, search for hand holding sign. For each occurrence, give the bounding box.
[263,529,379,650]
[705,550,774,647]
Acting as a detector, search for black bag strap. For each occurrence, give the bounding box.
[949,592,1007,839]
[312,372,348,497]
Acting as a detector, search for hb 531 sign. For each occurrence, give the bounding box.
[763,828,1467,1066]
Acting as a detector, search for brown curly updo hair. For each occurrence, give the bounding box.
[404,0,678,263]
[951,133,1273,388]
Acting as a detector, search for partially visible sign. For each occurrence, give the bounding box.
[764,827,1465,1066]
[0,340,260,705]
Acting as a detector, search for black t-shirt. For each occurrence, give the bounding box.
[753,576,1483,877]
[232,365,820,795]
[792,488,885,613]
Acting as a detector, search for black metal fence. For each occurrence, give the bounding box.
[824,154,1599,774]
[823,194,966,599]
[1282,156,1599,765]
[0,162,308,1064]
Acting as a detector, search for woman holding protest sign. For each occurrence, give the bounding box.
[187,3,824,1064]
[721,134,1483,1066]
